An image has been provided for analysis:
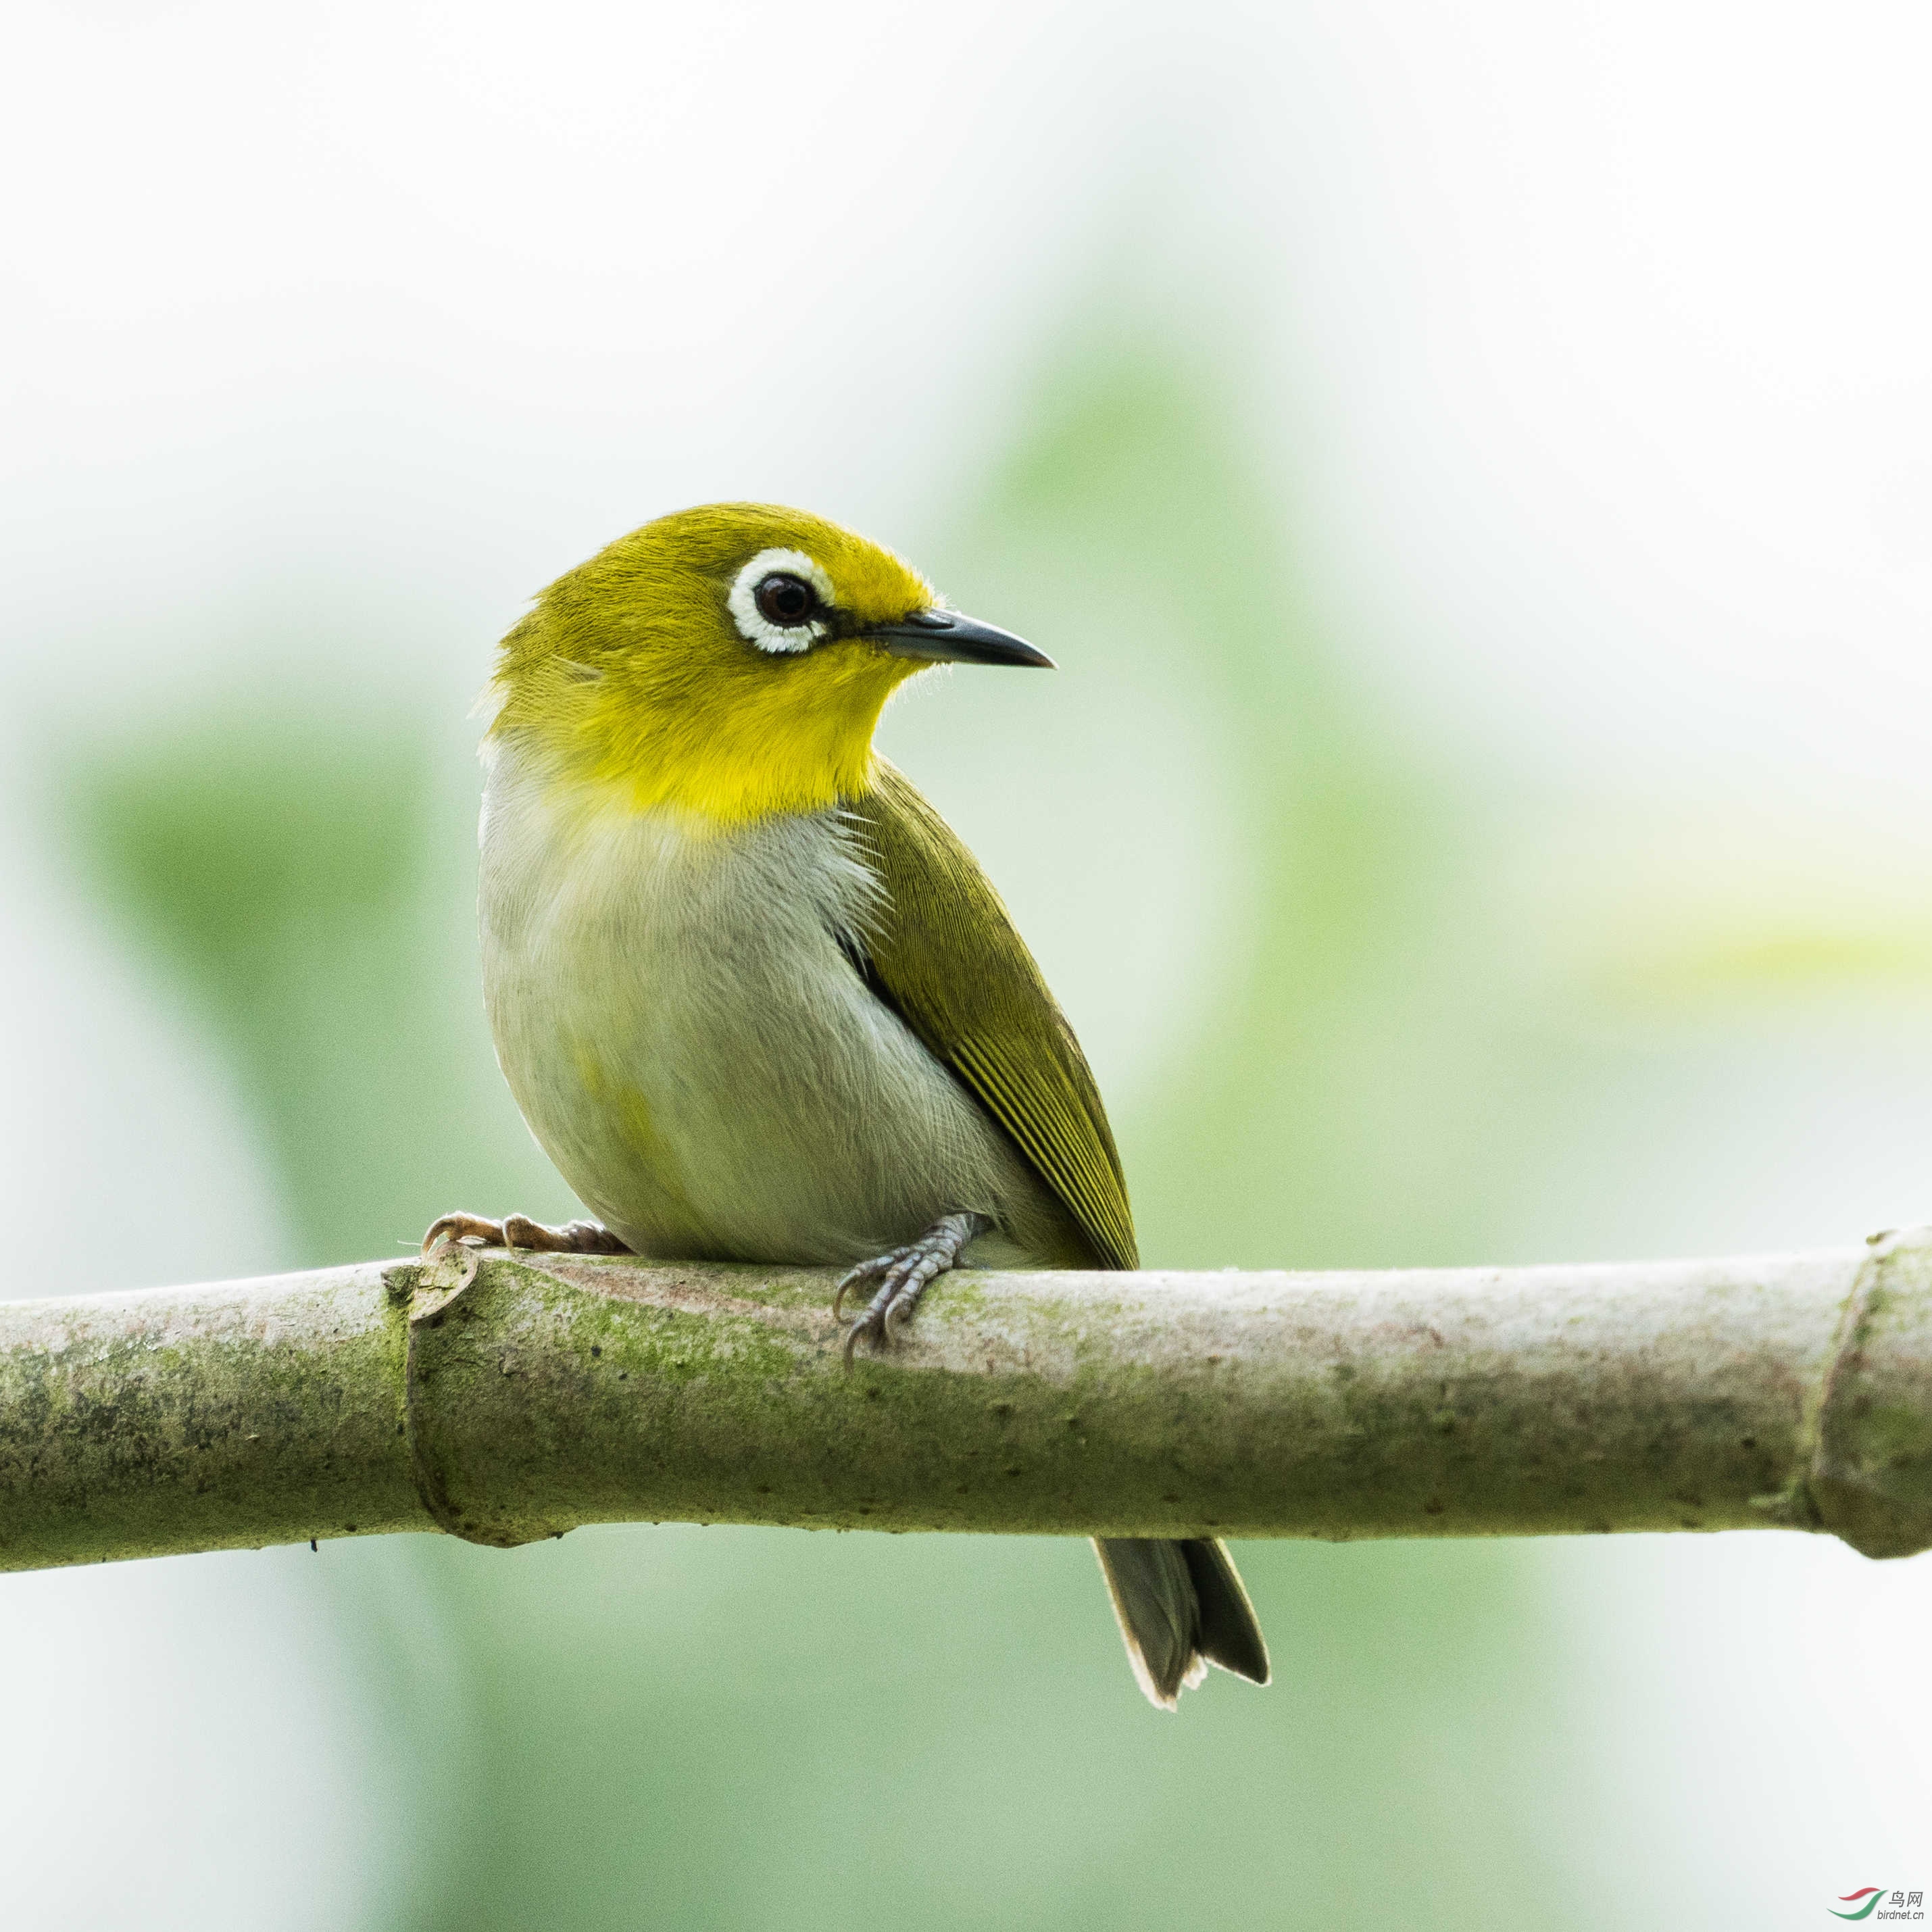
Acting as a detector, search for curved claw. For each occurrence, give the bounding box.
[419,1212,630,1258]
[842,1287,900,1367]
[832,1212,991,1372]
[840,1271,907,1369]
[831,1258,887,1321]
[420,1212,505,1256]
[842,1316,871,1369]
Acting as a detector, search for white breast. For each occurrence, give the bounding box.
[477,737,1060,1266]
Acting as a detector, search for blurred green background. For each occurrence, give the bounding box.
[7,5,1932,1928]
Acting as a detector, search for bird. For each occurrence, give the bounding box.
[424,501,1270,1709]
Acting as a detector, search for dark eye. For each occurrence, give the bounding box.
[754,572,818,627]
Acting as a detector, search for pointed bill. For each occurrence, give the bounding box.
[865,608,1054,668]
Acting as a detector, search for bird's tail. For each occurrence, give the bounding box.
[1092,1537,1271,1710]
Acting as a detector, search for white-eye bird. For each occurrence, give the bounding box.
[426,503,1270,1708]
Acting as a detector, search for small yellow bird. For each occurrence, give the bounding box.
[428,503,1270,1708]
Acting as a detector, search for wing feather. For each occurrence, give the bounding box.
[842,762,1138,1272]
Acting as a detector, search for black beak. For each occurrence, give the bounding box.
[865,608,1055,668]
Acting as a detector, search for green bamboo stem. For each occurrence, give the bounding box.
[2,1229,1929,1573]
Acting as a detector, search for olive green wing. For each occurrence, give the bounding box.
[843,760,1138,1272]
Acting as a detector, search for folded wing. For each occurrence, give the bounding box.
[842,760,1138,1272]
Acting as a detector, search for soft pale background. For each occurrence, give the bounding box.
[3,2,1929,1925]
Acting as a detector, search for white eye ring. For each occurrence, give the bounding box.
[728,549,837,654]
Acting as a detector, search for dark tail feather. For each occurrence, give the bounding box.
[1093,1537,1270,1710]
[1181,1537,1271,1685]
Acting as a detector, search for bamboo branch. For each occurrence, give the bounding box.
[2,1229,1929,1575]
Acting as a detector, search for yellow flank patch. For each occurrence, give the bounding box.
[571,1043,708,1239]
[487,503,939,823]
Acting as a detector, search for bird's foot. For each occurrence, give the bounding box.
[420,1212,630,1257]
[834,1212,989,1367]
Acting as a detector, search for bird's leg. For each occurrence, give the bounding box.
[420,1212,631,1256]
[834,1211,989,1366]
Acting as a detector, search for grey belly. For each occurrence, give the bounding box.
[480,798,1070,1268]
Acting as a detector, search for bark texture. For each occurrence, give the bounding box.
[2,1228,1929,1573]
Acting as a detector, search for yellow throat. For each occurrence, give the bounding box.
[486,503,940,826]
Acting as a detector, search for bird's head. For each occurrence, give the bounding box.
[487,502,1049,824]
